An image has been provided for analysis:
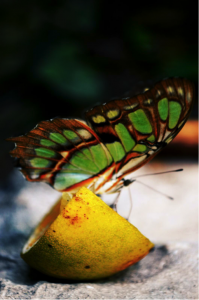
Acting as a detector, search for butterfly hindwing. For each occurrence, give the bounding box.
[8,118,114,192]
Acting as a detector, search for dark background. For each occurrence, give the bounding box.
[1,0,198,184]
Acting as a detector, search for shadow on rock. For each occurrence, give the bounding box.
[0,244,170,285]
[98,245,170,284]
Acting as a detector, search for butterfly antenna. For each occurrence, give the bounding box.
[134,168,183,179]
[135,180,174,200]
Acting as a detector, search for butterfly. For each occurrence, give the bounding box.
[8,78,194,197]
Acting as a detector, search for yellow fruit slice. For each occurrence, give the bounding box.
[21,187,154,280]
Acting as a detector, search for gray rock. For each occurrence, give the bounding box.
[0,243,198,299]
[0,163,198,299]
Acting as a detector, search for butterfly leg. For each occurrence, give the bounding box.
[127,187,133,221]
[110,191,121,212]
[111,188,133,220]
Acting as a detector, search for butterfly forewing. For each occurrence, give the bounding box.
[85,78,194,192]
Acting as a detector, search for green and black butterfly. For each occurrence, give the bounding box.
[8,78,194,197]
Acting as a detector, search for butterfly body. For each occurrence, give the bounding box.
[8,78,194,196]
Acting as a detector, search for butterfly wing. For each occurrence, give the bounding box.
[85,78,194,192]
[8,78,194,195]
[8,118,114,192]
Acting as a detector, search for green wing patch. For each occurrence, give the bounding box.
[106,142,126,162]
[8,118,114,192]
[128,109,152,134]
[158,98,169,121]
[169,101,182,129]
[115,123,136,152]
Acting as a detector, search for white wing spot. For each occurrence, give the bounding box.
[187,91,192,103]
[177,87,184,97]
[144,87,149,92]
[92,115,106,124]
[123,103,138,110]
[167,86,175,95]
[156,89,163,98]
[143,98,153,106]
[106,109,120,120]
[148,150,154,155]
[77,129,92,140]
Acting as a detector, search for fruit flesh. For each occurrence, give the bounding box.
[21,187,154,280]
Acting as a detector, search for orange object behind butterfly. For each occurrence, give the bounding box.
[159,120,198,159]
[174,120,198,146]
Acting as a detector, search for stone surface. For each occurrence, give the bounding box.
[0,162,198,299]
[0,243,198,299]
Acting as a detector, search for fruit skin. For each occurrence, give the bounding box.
[21,187,154,280]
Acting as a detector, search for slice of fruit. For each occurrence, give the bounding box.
[21,187,154,280]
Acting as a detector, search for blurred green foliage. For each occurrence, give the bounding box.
[38,42,103,100]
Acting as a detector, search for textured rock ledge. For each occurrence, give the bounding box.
[0,164,198,299]
[0,242,198,299]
